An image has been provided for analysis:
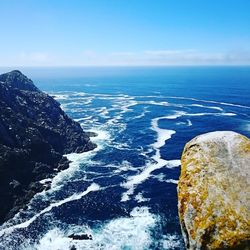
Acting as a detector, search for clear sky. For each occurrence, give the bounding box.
[0,0,250,66]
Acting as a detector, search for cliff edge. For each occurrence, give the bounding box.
[0,70,96,223]
[178,131,250,249]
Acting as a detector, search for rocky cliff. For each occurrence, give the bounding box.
[0,70,96,223]
[178,131,250,249]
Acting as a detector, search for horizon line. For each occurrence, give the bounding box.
[1,64,250,68]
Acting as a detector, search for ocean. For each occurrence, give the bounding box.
[0,66,249,250]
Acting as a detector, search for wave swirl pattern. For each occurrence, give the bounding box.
[0,91,249,250]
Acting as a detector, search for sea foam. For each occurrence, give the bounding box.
[121,114,181,201]
[32,207,156,250]
[0,183,100,237]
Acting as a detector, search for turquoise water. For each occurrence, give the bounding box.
[0,67,249,249]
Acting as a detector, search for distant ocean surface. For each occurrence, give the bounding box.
[0,67,249,250]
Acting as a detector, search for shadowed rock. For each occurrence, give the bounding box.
[68,233,93,240]
[178,131,250,249]
[0,70,96,223]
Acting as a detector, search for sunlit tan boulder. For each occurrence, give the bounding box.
[178,131,250,249]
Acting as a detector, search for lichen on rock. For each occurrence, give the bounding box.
[178,131,250,250]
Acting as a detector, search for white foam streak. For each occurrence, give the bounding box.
[186,112,236,116]
[207,106,224,111]
[0,183,100,237]
[165,179,179,184]
[121,114,181,201]
[52,94,69,100]
[130,107,150,120]
[140,100,169,106]
[62,98,93,107]
[190,104,224,111]
[50,150,96,189]
[43,128,108,202]
[114,161,137,173]
[151,113,185,148]
[167,96,250,109]
[74,116,93,122]
[187,119,192,126]
[121,157,179,201]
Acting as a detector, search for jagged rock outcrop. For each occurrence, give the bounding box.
[178,131,250,250]
[0,70,96,223]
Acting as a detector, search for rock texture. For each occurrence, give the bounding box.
[0,70,96,223]
[178,131,250,250]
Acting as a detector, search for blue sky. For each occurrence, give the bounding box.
[1,0,250,66]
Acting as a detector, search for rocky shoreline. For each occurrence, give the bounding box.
[0,70,96,224]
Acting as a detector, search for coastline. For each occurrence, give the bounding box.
[0,70,97,224]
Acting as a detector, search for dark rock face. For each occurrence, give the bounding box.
[0,70,96,223]
[0,70,39,92]
[68,233,93,240]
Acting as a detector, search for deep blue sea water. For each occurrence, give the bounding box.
[0,67,249,250]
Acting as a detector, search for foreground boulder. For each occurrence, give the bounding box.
[178,131,250,249]
[0,70,96,223]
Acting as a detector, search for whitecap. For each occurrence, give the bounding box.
[39,178,52,185]
[98,107,110,118]
[32,207,156,250]
[161,233,183,249]
[134,193,150,203]
[89,128,111,143]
